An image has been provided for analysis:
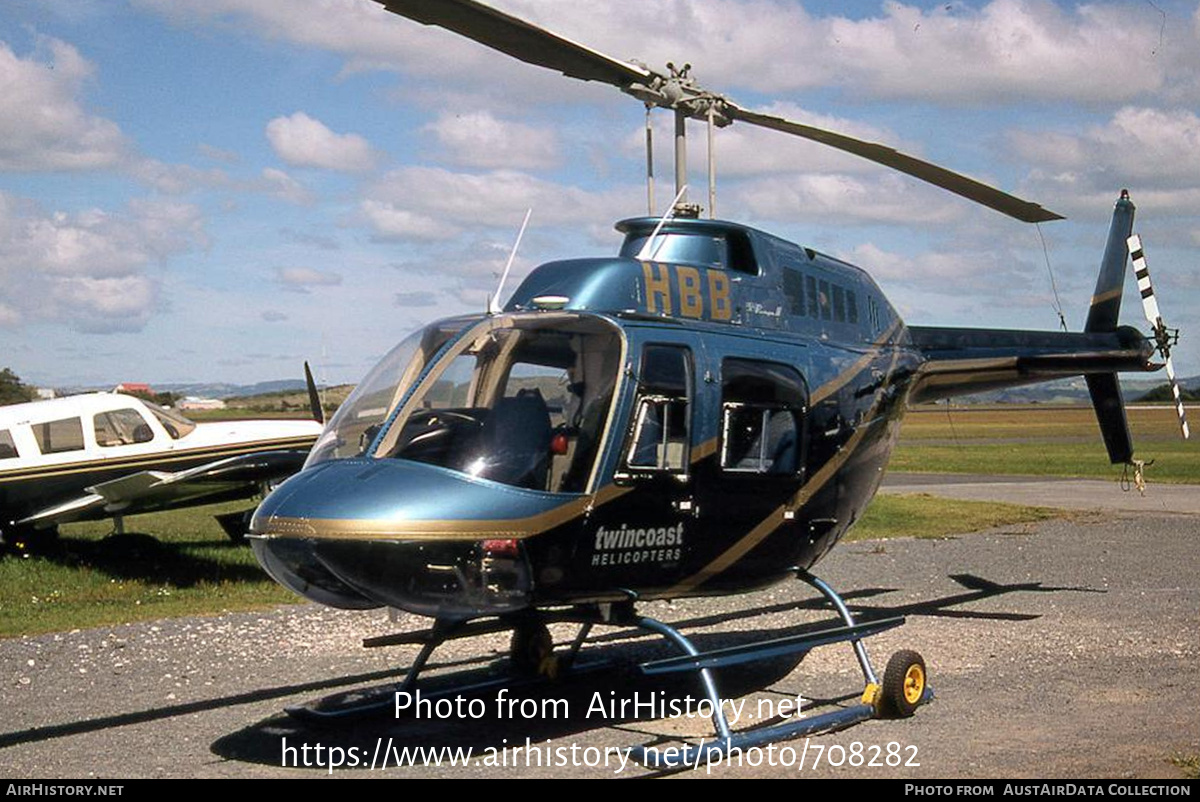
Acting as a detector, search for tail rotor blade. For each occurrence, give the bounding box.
[1164,354,1190,439]
[1127,234,1189,440]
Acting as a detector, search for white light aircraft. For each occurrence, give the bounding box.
[0,392,321,551]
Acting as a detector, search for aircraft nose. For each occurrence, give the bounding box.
[249,458,580,617]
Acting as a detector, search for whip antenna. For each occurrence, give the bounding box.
[489,208,532,315]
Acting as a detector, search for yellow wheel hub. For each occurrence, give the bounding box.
[903,663,925,705]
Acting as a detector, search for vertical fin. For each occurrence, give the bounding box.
[1085,190,1135,333]
[1084,191,1136,464]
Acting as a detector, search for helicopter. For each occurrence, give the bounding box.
[246,0,1185,767]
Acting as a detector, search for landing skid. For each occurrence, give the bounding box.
[285,570,931,766]
[631,571,930,768]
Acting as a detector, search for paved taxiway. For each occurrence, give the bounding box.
[883,471,1200,515]
[1,474,1197,779]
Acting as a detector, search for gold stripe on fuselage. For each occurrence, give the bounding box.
[809,319,901,405]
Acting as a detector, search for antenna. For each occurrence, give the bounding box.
[488,208,532,315]
[636,185,689,262]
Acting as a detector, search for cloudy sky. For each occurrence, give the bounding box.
[2,0,1199,389]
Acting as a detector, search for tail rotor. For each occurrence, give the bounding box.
[1126,233,1190,441]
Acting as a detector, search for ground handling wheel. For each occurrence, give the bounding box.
[510,619,556,678]
[880,649,926,718]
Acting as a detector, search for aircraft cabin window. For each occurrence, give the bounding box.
[833,285,846,322]
[95,409,155,447]
[622,344,692,476]
[805,276,819,318]
[619,230,759,275]
[33,417,85,455]
[0,429,17,459]
[783,269,805,317]
[719,359,807,476]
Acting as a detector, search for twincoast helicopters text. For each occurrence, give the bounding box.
[591,522,685,566]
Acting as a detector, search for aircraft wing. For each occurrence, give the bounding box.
[18,450,311,528]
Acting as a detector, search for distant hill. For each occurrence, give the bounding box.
[157,379,309,399]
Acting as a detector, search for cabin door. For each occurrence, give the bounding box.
[581,342,697,587]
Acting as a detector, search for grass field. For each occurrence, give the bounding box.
[0,502,296,638]
[892,405,1199,483]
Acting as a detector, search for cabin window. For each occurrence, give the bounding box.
[0,429,17,459]
[33,417,85,455]
[618,230,759,276]
[805,276,819,318]
[818,280,832,321]
[847,290,859,324]
[783,269,805,317]
[832,285,846,322]
[621,344,692,476]
[719,359,807,476]
[94,409,155,447]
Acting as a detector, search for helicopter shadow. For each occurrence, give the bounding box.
[209,570,1104,771]
[209,640,803,770]
[17,530,269,587]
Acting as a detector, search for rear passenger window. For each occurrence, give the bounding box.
[0,429,17,459]
[33,417,85,454]
[720,359,807,476]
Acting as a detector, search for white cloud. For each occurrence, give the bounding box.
[361,201,461,240]
[0,38,129,171]
[0,191,205,332]
[265,112,377,172]
[260,167,316,205]
[427,111,560,170]
[275,265,344,292]
[1014,106,1200,189]
[1007,106,1200,223]
[361,166,634,241]
[728,171,966,226]
[819,0,1181,104]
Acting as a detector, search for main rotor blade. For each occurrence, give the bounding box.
[726,104,1064,224]
[375,0,654,88]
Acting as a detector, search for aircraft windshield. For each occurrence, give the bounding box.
[372,314,624,494]
[147,403,196,439]
[305,317,479,467]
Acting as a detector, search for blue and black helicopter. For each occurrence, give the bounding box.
[247,0,1187,765]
